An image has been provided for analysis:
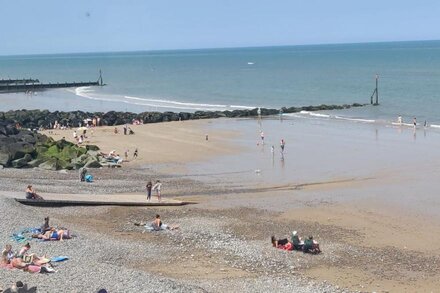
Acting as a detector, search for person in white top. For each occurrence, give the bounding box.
[152,180,162,202]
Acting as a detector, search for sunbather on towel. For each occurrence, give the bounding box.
[135,214,179,231]
[32,228,66,241]
[11,256,54,273]
[271,236,293,250]
[151,214,179,231]
[25,185,44,200]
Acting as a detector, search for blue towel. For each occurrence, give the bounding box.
[51,256,69,262]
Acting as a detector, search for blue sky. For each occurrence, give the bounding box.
[1,0,439,55]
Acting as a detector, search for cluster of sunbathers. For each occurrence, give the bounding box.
[271,231,321,254]
[1,243,55,273]
[4,217,72,275]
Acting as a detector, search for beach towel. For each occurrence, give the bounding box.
[11,227,41,243]
[144,224,168,231]
[51,256,69,262]
[11,233,28,243]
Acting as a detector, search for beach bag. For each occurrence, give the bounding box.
[85,175,93,182]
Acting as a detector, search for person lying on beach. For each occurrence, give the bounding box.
[25,185,44,200]
[32,228,68,241]
[10,256,54,273]
[134,214,179,231]
[271,236,293,250]
[303,236,321,254]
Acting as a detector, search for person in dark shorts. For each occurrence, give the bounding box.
[146,181,153,201]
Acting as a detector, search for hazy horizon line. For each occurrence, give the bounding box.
[1,38,439,58]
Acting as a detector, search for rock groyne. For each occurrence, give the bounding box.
[0,103,366,129]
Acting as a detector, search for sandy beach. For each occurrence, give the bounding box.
[2,117,440,292]
[40,119,241,167]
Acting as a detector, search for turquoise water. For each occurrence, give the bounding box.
[1,40,440,123]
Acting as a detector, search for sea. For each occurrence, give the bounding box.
[1,40,440,125]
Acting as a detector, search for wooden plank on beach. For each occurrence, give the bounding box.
[14,198,195,207]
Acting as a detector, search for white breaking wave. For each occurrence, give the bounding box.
[430,124,440,128]
[335,116,375,123]
[124,95,256,111]
[299,110,331,118]
[73,87,256,111]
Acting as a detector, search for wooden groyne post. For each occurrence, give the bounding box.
[370,74,379,105]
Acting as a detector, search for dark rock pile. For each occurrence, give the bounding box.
[0,120,103,170]
[0,103,366,129]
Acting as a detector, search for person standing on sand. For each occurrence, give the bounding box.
[123,124,128,135]
[413,117,417,128]
[146,181,153,201]
[133,148,138,159]
[280,139,285,153]
[260,131,265,144]
[152,180,162,202]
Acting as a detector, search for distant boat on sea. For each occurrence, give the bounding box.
[247,62,255,65]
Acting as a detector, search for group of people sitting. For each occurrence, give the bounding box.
[271,231,321,254]
[104,150,124,164]
[1,243,55,273]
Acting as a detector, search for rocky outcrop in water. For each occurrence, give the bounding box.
[0,103,365,129]
[0,120,104,169]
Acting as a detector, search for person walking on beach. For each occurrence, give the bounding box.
[413,117,417,128]
[260,131,265,144]
[397,115,403,125]
[146,181,153,201]
[124,149,129,160]
[133,148,138,159]
[123,124,128,135]
[152,180,162,202]
[280,139,285,153]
